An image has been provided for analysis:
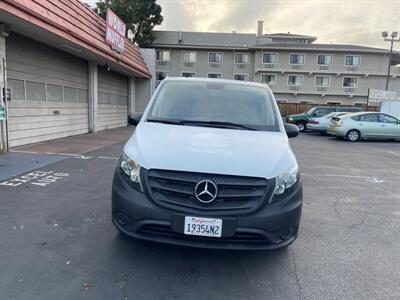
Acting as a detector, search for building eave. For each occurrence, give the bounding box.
[1,0,150,78]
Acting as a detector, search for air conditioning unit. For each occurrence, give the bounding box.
[158,61,167,65]
[317,87,327,91]
[344,87,354,92]
[347,66,357,71]
[291,65,301,69]
[264,64,274,68]
[184,62,194,67]
[210,63,220,68]
[319,66,329,70]
[290,86,300,90]
[237,64,247,68]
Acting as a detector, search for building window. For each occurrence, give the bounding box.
[64,87,78,103]
[343,77,359,88]
[233,74,248,81]
[208,73,222,79]
[345,55,361,66]
[26,81,46,101]
[181,72,195,78]
[156,71,170,81]
[276,99,288,103]
[78,89,88,103]
[262,53,277,64]
[234,53,249,64]
[7,78,25,100]
[182,51,196,63]
[208,52,223,63]
[261,74,276,85]
[315,76,330,87]
[287,75,303,86]
[326,101,342,105]
[289,54,304,65]
[156,50,170,61]
[299,100,314,104]
[317,54,332,65]
[354,102,365,107]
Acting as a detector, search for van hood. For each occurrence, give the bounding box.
[124,122,297,179]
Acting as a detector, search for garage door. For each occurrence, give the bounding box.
[97,68,128,131]
[6,33,89,147]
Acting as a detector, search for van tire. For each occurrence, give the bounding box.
[296,121,306,132]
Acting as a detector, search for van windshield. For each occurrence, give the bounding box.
[147,81,280,131]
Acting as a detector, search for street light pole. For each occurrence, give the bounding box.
[382,31,400,91]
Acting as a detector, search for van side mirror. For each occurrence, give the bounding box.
[284,123,299,138]
[128,112,143,126]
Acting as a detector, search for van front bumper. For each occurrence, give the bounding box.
[112,169,303,250]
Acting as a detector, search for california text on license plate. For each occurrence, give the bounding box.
[184,216,222,237]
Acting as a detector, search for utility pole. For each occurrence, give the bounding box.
[381,31,400,91]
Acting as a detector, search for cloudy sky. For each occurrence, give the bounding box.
[84,0,400,49]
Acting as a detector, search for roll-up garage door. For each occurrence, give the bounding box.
[6,33,89,147]
[97,68,128,131]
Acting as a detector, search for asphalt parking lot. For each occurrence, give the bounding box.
[0,131,399,300]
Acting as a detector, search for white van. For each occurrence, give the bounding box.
[112,78,302,250]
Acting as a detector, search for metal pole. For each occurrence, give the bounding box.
[385,38,394,91]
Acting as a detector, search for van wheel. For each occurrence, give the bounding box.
[346,130,360,142]
[296,121,306,132]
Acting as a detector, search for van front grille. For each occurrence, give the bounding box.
[145,169,269,212]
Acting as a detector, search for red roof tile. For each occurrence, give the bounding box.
[1,0,150,78]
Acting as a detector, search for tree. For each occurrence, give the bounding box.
[95,0,163,47]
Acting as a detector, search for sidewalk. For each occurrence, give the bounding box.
[11,126,134,155]
[0,127,133,181]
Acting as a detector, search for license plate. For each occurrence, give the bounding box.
[184,216,222,237]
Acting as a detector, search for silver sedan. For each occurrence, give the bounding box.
[327,112,400,142]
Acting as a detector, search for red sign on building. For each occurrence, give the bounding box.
[105,8,126,53]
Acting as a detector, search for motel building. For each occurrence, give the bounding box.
[0,0,151,151]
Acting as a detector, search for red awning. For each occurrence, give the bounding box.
[1,0,150,78]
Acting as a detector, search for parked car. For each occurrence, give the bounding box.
[307,112,351,135]
[286,106,364,132]
[327,112,400,142]
[112,78,302,250]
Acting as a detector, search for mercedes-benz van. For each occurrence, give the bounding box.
[112,78,302,250]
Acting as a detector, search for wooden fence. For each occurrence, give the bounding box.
[277,103,379,117]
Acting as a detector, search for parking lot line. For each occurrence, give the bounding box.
[388,151,400,157]
[301,173,384,183]
[97,156,119,160]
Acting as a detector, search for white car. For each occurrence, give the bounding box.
[307,112,351,135]
[112,78,303,250]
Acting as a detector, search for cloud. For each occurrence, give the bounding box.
[156,0,400,48]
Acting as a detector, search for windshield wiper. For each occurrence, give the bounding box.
[147,118,257,130]
[178,120,257,131]
[146,118,184,125]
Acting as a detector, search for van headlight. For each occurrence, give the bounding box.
[273,165,299,197]
[119,152,142,191]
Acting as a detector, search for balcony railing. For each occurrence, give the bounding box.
[237,64,248,68]
[263,64,275,68]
